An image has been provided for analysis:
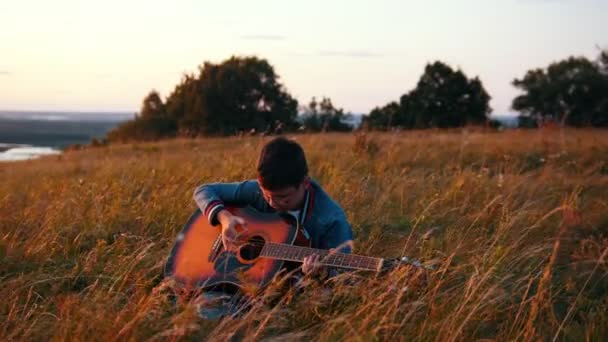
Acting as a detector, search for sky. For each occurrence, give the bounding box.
[0,0,607,115]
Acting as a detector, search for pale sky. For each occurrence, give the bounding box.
[1,0,606,115]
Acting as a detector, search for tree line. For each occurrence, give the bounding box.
[107,50,608,142]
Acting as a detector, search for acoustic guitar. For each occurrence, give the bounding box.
[164,206,428,292]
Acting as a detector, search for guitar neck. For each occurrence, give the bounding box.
[260,242,383,271]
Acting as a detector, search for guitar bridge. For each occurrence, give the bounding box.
[208,236,223,262]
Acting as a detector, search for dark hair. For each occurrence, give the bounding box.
[257,137,308,190]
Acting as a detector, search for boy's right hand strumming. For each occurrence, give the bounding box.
[216,209,248,250]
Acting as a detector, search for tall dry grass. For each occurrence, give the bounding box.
[1,129,607,341]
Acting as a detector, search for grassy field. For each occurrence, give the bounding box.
[1,129,607,341]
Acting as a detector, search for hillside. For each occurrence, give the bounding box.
[1,129,607,340]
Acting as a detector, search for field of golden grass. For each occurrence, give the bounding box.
[1,129,607,341]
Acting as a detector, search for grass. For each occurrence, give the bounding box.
[1,128,607,341]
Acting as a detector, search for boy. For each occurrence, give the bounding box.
[193,136,353,278]
[192,137,353,318]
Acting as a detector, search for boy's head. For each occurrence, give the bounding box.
[257,137,309,211]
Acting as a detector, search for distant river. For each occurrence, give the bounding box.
[0,110,133,162]
[0,144,61,162]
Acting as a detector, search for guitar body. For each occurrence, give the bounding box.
[164,206,305,292]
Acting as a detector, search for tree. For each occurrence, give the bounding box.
[407,62,491,128]
[366,102,400,130]
[139,90,166,119]
[176,56,298,135]
[512,51,608,127]
[106,90,176,142]
[599,49,608,75]
[107,56,298,141]
[299,97,322,131]
[317,97,352,132]
[363,61,491,129]
[299,96,352,132]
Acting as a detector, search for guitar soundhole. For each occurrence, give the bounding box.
[238,235,265,261]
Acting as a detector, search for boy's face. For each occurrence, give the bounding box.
[259,177,310,212]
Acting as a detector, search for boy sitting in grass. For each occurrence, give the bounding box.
[192,136,354,318]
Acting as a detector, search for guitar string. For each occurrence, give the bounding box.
[223,240,378,260]
[221,240,382,269]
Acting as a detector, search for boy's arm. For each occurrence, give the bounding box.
[193,180,263,225]
[317,214,354,279]
[320,215,354,254]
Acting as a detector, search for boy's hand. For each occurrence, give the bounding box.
[302,254,324,275]
[216,209,248,250]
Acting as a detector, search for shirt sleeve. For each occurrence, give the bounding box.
[192,180,263,225]
[320,213,354,254]
[318,211,354,279]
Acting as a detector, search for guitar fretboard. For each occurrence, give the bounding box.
[260,242,383,271]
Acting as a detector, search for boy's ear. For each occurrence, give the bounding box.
[302,176,311,188]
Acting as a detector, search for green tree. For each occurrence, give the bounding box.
[139,90,166,119]
[318,97,352,132]
[363,61,491,129]
[107,90,176,142]
[512,51,608,127]
[299,97,322,131]
[299,96,352,132]
[598,49,608,75]
[366,102,400,130]
[174,56,298,135]
[107,56,298,141]
[408,62,491,128]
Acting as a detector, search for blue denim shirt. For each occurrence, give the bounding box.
[193,179,353,254]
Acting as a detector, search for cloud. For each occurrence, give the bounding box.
[240,34,286,41]
[318,50,382,58]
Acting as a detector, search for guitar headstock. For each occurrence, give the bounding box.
[380,256,435,274]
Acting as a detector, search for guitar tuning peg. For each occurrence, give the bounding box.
[399,256,434,270]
